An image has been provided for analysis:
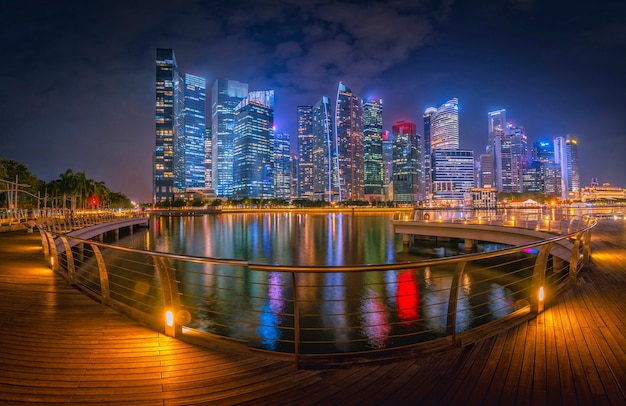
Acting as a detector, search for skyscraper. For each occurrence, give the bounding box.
[335,82,364,202]
[312,96,334,201]
[392,121,419,204]
[431,98,459,151]
[487,109,506,154]
[554,134,580,199]
[363,98,383,201]
[180,73,206,191]
[423,107,437,203]
[494,124,527,193]
[211,78,248,198]
[432,149,475,206]
[154,48,179,204]
[297,105,314,200]
[274,131,291,200]
[232,91,274,200]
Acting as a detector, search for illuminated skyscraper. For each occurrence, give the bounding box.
[274,131,291,200]
[180,73,206,190]
[494,124,527,193]
[363,98,383,200]
[335,82,364,202]
[554,134,580,199]
[392,121,419,204]
[431,98,459,151]
[312,96,334,201]
[382,130,393,200]
[423,107,437,203]
[232,91,274,199]
[432,149,475,205]
[154,48,179,203]
[211,78,248,198]
[487,109,506,153]
[297,105,314,199]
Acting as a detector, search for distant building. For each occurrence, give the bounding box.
[212,78,248,198]
[335,82,364,202]
[431,98,459,151]
[363,98,384,201]
[154,48,179,204]
[296,105,314,200]
[470,186,498,209]
[179,74,206,191]
[273,131,291,200]
[232,91,274,200]
[554,134,580,199]
[423,107,437,204]
[494,124,527,193]
[431,149,475,206]
[312,96,334,201]
[580,183,626,202]
[392,121,420,204]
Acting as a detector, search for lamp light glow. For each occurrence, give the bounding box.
[166,310,174,327]
[539,286,545,302]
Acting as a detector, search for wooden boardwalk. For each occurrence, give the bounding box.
[0,221,625,405]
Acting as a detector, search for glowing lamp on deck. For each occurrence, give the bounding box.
[165,310,174,327]
[50,256,54,268]
[539,286,544,302]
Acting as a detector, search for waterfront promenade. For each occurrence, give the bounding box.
[0,221,625,405]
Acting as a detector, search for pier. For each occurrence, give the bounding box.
[0,220,624,404]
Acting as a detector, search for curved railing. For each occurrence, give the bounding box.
[38,214,596,367]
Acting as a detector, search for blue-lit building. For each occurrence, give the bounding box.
[232,91,275,200]
[363,98,383,201]
[392,121,420,204]
[180,73,206,191]
[154,48,179,204]
[273,131,291,200]
[422,107,437,203]
[212,78,248,198]
[297,105,314,200]
[335,82,364,202]
[494,125,527,193]
[432,149,475,206]
[430,98,459,151]
[312,96,334,201]
[554,134,580,199]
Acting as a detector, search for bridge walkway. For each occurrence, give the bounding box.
[0,221,624,405]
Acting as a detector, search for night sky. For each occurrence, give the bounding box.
[1,0,624,203]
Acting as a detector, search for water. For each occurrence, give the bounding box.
[113,211,526,353]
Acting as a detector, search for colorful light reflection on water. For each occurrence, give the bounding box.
[120,212,523,353]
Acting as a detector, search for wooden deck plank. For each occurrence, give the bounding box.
[1,221,626,404]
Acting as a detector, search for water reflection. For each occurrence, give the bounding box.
[113,212,526,353]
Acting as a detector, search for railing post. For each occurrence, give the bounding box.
[47,231,59,272]
[569,235,582,284]
[446,261,467,340]
[60,236,76,284]
[531,242,552,314]
[90,244,110,305]
[39,228,50,261]
[292,272,300,369]
[154,256,185,337]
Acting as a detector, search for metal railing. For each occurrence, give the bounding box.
[39,214,596,367]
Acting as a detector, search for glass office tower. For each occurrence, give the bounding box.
[181,73,206,190]
[431,98,459,151]
[363,98,384,200]
[297,105,314,200]
[212,78,248,198]
[392,121,419,204]
[335,82,364,202]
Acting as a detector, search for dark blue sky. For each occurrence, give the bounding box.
[1,0,624,203]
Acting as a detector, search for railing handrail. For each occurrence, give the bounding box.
[39,213,597,367]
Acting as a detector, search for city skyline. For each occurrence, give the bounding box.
[2,0,625,203]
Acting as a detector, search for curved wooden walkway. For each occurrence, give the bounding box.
[0,221,625,405]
